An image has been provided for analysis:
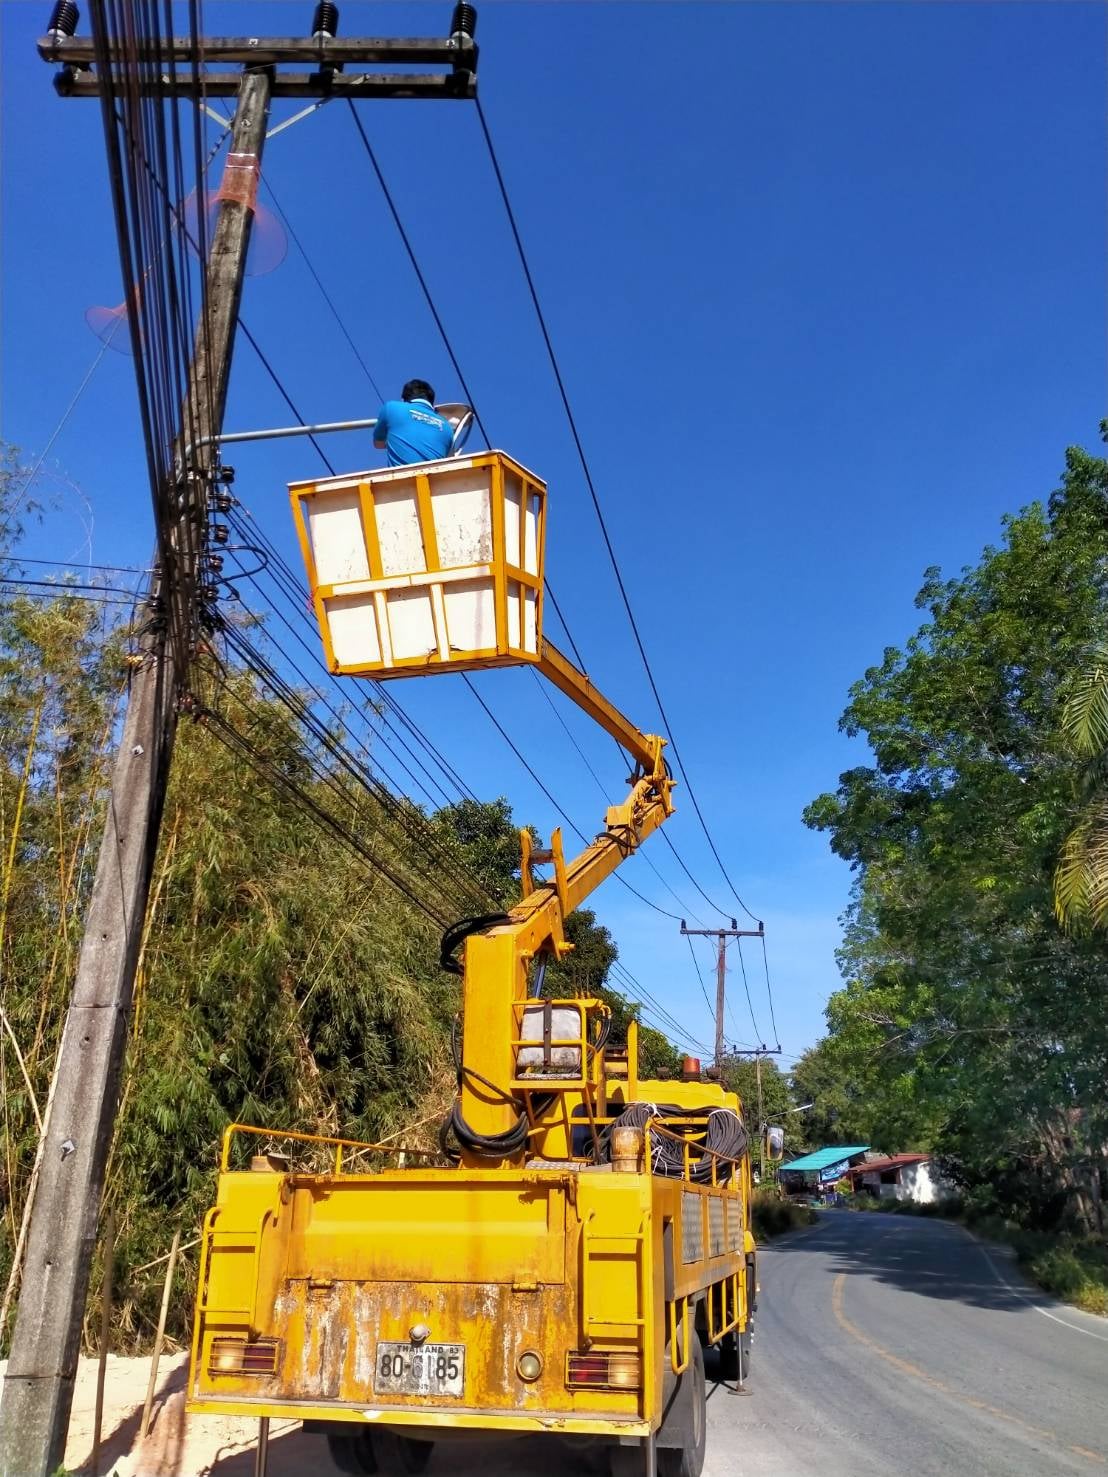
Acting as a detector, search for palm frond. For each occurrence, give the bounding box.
[1053,797,1108,931]
[1060,644,1108,756]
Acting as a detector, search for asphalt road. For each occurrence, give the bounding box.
[703,1209,1108,1477]
[224,1210,1108,1476]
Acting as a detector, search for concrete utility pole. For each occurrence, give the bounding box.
[0,69,272,1477]
[679,919,765,1071]
[4,13,478,1473]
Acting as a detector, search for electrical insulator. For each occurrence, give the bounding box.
[212,524,230,545]
[450,2,477,39]
[202,581,220,603]
[46,0,79,38]
[214,464,235,485]
[311,1,339,38]
[205,554,224,575]
[212,491,235,513]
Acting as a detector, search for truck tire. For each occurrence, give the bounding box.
[658,1334,706,1477]
[326,1431,378,1474]
[373,1430,435,1473]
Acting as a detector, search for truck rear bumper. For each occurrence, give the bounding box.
[185,1396,651,1438]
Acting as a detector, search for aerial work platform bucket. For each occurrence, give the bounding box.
[290,451,546,678]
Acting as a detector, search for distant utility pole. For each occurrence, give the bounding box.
[1,10,478,1476]
[679,919,764,1071]
[728,1045,784,1180]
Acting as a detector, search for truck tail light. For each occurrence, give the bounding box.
[208,1336,280,1376]
[566,1351,641,1389]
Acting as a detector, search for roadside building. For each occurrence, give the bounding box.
[777,1145,870,1200]
[846,1153,953,1204]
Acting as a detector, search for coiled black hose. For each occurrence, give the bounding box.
[439,913,510,975]
[610,1102,748,1182]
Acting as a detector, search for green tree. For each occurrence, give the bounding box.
[719,1054,794,1128]
[787,1041,870,1156]
[804,440,1108,1231]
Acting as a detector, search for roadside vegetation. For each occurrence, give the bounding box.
[795,430,1108,1307]
[751,1191,817,1240]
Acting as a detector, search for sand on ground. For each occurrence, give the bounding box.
[0,1354,588,1475]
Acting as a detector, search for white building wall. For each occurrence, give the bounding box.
[859,1160,956,1203]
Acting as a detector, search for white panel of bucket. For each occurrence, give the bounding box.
[505,583,539,656]
[524,493,540,575]
[325,593,381,668]
[443,579,496,654]
[376,485,426,577]
[504,471,522,566]
[431,469,493,568]
[306,489,370,585]
[387,586,437,661]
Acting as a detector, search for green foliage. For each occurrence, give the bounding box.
[751,1192,817,1239]
[719,1054,792,1128]
[1021,1236,1108,1316]
[433,796,531,905]
[804,439,1108,1235]
[786,1041,870,1154]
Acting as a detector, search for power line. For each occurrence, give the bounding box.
[760,927,781,1050]
[207,620,496,919]
[735,936,764,1045]
[684,930,717,1023]
[473,97,761,927]
[221,491,479,812]
[259,169,385,405]
[342,101,589,672]
[346,102,489,447]
[0,340,115,545]
[220,537,455,812]
[462,673,685,923]
[0,556,144,576]
[528,668,708,927]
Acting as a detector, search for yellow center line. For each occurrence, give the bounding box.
[831,1272,1106,1467]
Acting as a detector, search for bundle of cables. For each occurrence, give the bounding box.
[609,1102,749,1183]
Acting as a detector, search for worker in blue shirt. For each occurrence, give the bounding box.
[373,380,454,466]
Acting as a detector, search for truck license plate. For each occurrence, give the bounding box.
[374,1342,465,1397]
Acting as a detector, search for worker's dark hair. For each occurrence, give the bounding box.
[401,379,435,404]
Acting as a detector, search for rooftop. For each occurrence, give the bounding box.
[848,1154,930,1175]
[778,1145,870,1173]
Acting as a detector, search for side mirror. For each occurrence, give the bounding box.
[763,1124,785,1162]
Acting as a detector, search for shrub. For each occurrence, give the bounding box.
[752,1192,817,1239]
[1017,1237,1108,1316]
[849,1193,884,1212]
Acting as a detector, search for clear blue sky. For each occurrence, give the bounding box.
[2,1,1104,1068]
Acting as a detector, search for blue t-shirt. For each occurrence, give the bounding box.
[374,399,453,467]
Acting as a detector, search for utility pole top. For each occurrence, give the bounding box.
[38,7,479,99]
[680,920,763,938]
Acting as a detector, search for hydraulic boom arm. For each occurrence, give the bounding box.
[453,639,675,1164]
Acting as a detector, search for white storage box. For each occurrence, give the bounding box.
[516,1004,583,1076]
